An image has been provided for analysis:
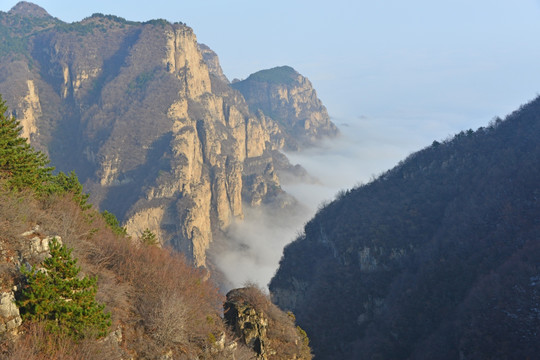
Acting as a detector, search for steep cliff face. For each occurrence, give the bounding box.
[0,4,336,269]
[232,66,339,149]
[198,43,229,84]
[270,98,540,359]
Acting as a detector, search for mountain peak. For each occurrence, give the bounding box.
[246,65,299,85]
[9,1,52,18]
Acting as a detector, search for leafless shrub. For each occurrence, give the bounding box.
[230,282,270,311]
[4,322,122,360]
[0,183,39,243]
[140,289,188,346]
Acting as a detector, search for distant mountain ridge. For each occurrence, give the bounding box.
[8,1,51,18]
[0,2,338,269]
[270,97,540,359]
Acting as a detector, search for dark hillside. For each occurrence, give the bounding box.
[270,97,540,359]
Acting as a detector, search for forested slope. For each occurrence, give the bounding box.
[270,97,540,359]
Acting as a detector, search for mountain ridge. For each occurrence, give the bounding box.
[0,3,338,270]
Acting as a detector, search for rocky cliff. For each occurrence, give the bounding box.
[198,43,229,84]
[0,2,337,269]
[232,66,339,149]
[270,98,540,359]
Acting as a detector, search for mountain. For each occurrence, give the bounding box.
[232,66,338,150]
[0,2,337,269]
[270,98,540,359]
[7,1,52,18]
[0,93,312,358]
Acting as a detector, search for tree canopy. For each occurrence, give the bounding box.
[0,94,90,209]
[17,238,111,339]
[0,94,53,192]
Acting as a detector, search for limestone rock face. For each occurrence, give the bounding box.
[0,8,335,269]
[232,66,339,149]
[20,226,63,262]
[198,43,229,84]
[0,292,22,334]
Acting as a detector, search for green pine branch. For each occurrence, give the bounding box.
[17,238,111,339]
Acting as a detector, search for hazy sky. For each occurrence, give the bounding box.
[3,0,540,127]
[4,0,540,287]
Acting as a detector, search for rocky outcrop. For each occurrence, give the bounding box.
[0,292,22,334]
[198,43,229,84]
[232,66,339,149]
[225,289,269,359]
[20,225,63,262]
[224,287,312,360]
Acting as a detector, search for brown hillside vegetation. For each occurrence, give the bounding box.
[0,92,312,359]
[0,182,253,359]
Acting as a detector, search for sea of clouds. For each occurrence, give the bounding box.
[213,115,446,291]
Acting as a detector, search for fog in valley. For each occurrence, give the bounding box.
[214,114,458,290]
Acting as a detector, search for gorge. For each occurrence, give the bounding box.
[1,2,540,359]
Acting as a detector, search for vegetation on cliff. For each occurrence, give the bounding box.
[270,97,540,359]
[242,66,299,85]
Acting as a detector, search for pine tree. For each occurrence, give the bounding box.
[0,94,53,192]
[48,170,91,210]
[141,228,158,246]
[17,238,111,339]
[101,210,127,236]
[0,94,91,207]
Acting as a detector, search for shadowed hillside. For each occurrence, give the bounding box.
[270,97,540,359]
